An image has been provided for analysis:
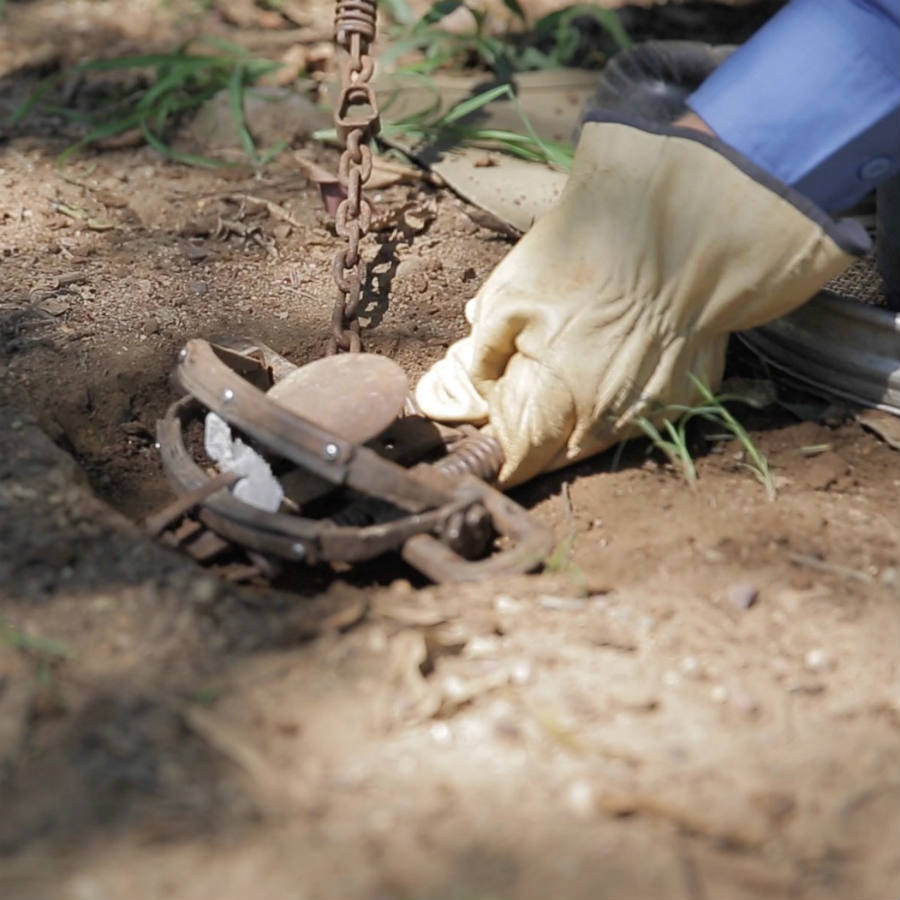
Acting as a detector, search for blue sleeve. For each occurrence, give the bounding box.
[686,0,900,213]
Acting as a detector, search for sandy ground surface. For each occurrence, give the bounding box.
[0,2,898,898]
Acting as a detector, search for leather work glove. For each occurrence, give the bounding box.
[415,118,869,487]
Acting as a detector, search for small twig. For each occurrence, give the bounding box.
[144,470,240,536]
[787,553,874,584]
[178,702,284,805]
[222,193,305,229]
[560,480,575,525]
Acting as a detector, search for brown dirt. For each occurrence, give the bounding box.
[1,3,898,899]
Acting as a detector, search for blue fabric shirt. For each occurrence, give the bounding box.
[687,0,900,213]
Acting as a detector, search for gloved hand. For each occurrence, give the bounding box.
[415,118,868,486]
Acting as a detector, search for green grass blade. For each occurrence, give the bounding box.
[378,32,438,66]
[140,122,226,168]
[417,0,463,28]
[380,0,416,26]
[688,374,776,500]
[501,0,526,22]
[439,83,513,124]
[135,63,197,111]
[8,73,62,124]
[1,616,70,659]
[257,139,289,165]
[228,61,259,162]
[72,53,227,73]
[56,109,147,162]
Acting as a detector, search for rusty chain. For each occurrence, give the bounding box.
[328,0,381,354]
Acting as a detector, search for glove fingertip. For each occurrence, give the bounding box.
[414,348,490,424]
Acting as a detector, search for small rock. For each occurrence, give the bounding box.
[441,675,468,703]
[537,594,586,611]
[430,722,452,745]
[462,266,477,282]
[38,296,70,316]
[729,688,760,716]
[804,648,833,672]
[615,686,659,711]
[727,581,759,610]
[388,578,413,596]
[564,780,596,819]
[190,577,219,606]
[494,594,521,612]
[510,660,533,684]
[710,684,729,703]
[143,317,160,335]
[180,87,329,156]
[184,245,209,262]
[188,279,209,297]
[396,256,427,279]
[857,408,900,450]
[463,635,501,658]
[679,656,703,678]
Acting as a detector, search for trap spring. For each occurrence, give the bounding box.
[152,340,553,583]
[329,0,380,354]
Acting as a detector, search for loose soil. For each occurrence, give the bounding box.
[1,3,898,899]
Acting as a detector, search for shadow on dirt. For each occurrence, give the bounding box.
[0,691,259,857]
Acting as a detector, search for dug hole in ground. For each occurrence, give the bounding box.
[0,1,897,898]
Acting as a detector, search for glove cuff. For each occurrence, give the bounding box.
[579,111,871,258]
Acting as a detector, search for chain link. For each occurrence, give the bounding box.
[328,0,380,354]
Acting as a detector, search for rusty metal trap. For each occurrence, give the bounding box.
[148,339,553,583]
[145,0,553,583]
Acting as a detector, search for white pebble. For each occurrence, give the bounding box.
[710,684,728,703]
[494,594,521,612]
[564,780,595,819]
[804,648,833,672]
[510,660,533,685]
[537,595,587,611]
[679,656,702,677]
[430,722,452,745]
[442,674,468,702]
[464,635,500,658]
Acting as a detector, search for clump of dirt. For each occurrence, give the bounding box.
[0,3,897,899]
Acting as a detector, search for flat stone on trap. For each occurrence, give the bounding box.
[266,353,409,444]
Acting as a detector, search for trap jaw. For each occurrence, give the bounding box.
[153,339,553,583]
